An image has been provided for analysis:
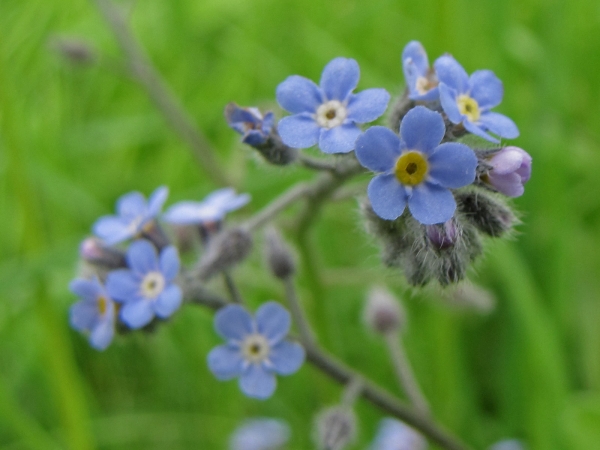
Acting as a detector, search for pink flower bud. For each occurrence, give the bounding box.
[487,146,532,197]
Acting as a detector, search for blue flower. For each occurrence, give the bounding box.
[106,240,182,328]
[485,146,532,197]
[369,418,426,450]
[93,186,169,245]
[276,57,390,154]
[69,277,116,350]
[208,302,305,400]
[355,106,477,225]
[402,41,439,101]
[229,418,290,450]
[225,103,275,146]
[163,188,250,226]
[434,55,519,143]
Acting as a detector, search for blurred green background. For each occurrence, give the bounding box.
[1,0,600,448]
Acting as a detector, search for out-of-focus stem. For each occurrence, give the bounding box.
[223,271,244,304]
[283,276,317,348]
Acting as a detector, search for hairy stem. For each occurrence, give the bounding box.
[283,276,317,348]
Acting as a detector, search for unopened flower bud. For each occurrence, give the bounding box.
[315,407,357,450]
[196,227,253,280]
[485,146,532,197]
[456,190,516,237]
[264,227,296,279]
[79,237,126,269]
[426,219,458,250]
[364,286,405,334]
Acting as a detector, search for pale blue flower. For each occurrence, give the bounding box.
[106,240,182,328]
[402,41,439,101]
[486,146,532,197]
[229,418,290,450]
[370,418,426,450]
[276,57,390,154]
[208,302,305,400]
[163,188,250,225]
[225,103,275,146]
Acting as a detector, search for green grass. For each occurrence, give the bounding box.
[1,0,600,448]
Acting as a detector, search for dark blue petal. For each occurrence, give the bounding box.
[243,130,268,146]
[127,240,159,275]
[225,104,261,128]
[154,284,182,318]
[147,186,169,218]
[439,84,463,125]
[478,112,520,139]
[367,174,408,220]
[408,183,456,225]
[159,246,180,281]
[89,319,114,351]
[120,299,154,328]
[277,114,320,149]
[116,191,146,219]
[256,302,290,344]
[319,57,360,101]
[355,126,400,172]
[106,269,139,302]
[269,341,305,375]
[215,305,254,341]
[276,76,322,114]
[93,216,132,245]
[207,344,244,380]
[469,70,503,110]
[70,301,98,332]
[399,106,445,154]
[318,123,362,154]
[428,143,477,189]
[463,120,498,143]
[239,364,277,400]
[434,55,469,93]
[346,89,390,123]
[69,278,102,301]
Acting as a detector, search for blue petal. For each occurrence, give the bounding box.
[409,86,440,102]
[159,246,180,281]
[346,89,390,123]
[277,114,320,149]
[225,104,261,128]
[163,201,219,225]
[269,340,305,375]
[402,41,429,79]
[276,76,322,114]
[319,57,360,101]
[399,106,445,154]
[89,319,114,351]
[154,284,182,318]
[106,269,140,302]
[147,186,169,218]
[239,364,277,400]
[215,305,254,341]
[70,301,98,332]
[318,123,362,154]
[207,344,243,380]
[463,119,498,143]
[93,216,132,245]
[243,130,268,146]
[127,240,159,275]
[120,299,154,328]
[69,278,102,301]
[204,187,235,205]
[478,112,520,139]
[262,112,275,133]
[222,193,251,213]
[355,126,400,172]
[255,302,290,344]
[367,174,408,220]
[434,55,469,93]
[408,183,456,225]
[427,143,477,188]
[117,191,146,219]
[469,70,503,110]
[439,84,462,124]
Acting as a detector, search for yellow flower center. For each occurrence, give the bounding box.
[241,334,271,363]
[457,95,480,122]
[394,151,429,186]
[141,271,166,299]
[97,296,108,315]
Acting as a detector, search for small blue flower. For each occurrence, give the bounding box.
[369,418,426,450]
[69,277,116,351]
[106,240,182,328]
[276,57,390,154]
[229,418,290,450]
[355,106,477,225]
[225,103,275,146]
[93,186,169,245]
[208,302,305,400]
[163,188,250,226]
[434,55,519,143]
[402,41,439,101]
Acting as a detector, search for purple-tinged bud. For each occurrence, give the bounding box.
[426,219,458,250]
[315,407,357,450]
[264,227,296,279]
[195,227,253,280]
[364,286,405,335]
[485,146,532,197]
[79,237,126,269]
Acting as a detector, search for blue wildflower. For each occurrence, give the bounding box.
[163,188,250,226]
[402,41,439,101]
[435,55,519,143]
[106,240,182,328]
[93,186,169,246]
[208,302,305,400]
[229,418,290,450]
[355,106,477,225]
[276,57,390,154]
[369,418,426,450]
[69,277,116,351]
[225,103,275,146]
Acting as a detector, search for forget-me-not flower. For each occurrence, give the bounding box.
[485,146,532,197]
[229,418,290,450]
[106,239,182,328]
[355,106,477,224]
[93,186,168,245]
[276,57,390,154]
[435,55,519,143]
[402,41,439,101]
[163,188,250,226]
[69,277,116,351]
[208,302,305,400]
[225,103,275,147]
[369,418,426,450]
